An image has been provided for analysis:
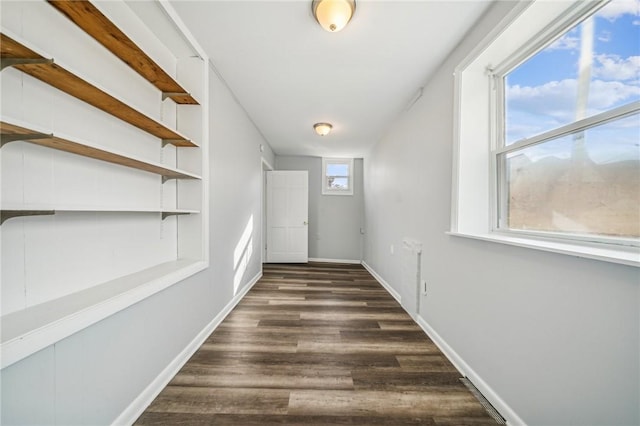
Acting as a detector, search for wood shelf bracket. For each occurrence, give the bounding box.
[162,92,191,101]
[1,132,53,147]
[1,57,53,71]
[1,210,55,225]
[162,139,192,148]
[161,211,191,220]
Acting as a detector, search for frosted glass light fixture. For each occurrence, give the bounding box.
[314,122,333,136]
[312,0,356,32]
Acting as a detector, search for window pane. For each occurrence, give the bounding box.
[328,177,349,190]
[502,113,640,238]
[327,163,349,177]
[504,0,640,145]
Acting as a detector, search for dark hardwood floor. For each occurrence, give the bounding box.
[135,262,499,425]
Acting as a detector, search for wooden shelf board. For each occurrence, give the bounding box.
[0,259,207,369]
[0,33,197,147]
[47,0,199,105]
[1,120,201,180]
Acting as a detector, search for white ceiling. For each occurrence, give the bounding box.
[169,0,493,158]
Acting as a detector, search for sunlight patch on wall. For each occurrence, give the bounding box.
[233,215,254,295]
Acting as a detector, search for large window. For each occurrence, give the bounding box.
[322,158,354,195]
[495,0,639,244]
[452,0,639,265]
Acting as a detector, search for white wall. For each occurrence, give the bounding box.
[0,32,271,426]
[363,2,640,425]
[275,156,364,262]
[209,64,270,300]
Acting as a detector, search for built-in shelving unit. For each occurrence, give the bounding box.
[0,120,201,182]
[0,32,196,147]
[47,0,199,105]
[1,0,208,370]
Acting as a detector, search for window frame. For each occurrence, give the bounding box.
[451,0,640,266]
[492,101,640,247]
[322,157,354,196]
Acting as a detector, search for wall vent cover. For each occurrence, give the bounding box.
[460,377,506,424]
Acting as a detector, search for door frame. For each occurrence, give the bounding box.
[261,157,274,266]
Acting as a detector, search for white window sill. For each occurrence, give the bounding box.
[447,231,639,268]
[322,191,353,196]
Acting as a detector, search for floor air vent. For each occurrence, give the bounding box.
[460,377,506,425]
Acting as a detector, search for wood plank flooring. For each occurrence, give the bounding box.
[135,262,499,425]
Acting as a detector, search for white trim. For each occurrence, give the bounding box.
[451,1,533,233]
[112,270,262,426]
[495,101,640,155]
[309,257,361,264]
[158,0,211,266]
[361,261,401,303]
[157,0,208,60]
[448,231,639,267]
[360,261,525,424]
[261,157,274,172]
[453,1,532,76]
[261,158,274,265]
[415,315,526,426]
[491,0,606,77]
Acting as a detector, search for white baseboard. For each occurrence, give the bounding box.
[112,271,262,426]
[361,261,401,303]
[415,315,526,426]
[361,261,523,425]
[308,257,361,264]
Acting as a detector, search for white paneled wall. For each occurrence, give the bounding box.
[0,0,207,366]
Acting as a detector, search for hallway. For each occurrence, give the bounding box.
[135,263,499,425]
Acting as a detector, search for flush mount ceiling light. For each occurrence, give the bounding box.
[313,122,333,136]
[312,0,356,32]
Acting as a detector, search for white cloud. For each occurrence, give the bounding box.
[507,78,640,123]
[508,79,579,124]
[588,79,640,107]
[596,0,640,21]
[593,54,640,81]
[597,30,612,42]
[547,33,579,51]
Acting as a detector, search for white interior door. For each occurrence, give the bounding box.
[266,171,308,263]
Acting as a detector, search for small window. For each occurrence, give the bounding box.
[322,158,354,195]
